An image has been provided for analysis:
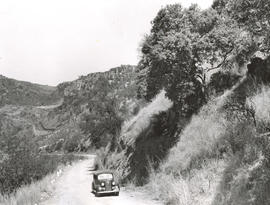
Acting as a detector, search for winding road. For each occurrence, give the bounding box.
[41,155,160,205]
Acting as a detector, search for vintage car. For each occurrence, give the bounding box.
[92,171,120,197]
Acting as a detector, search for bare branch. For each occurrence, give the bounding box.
[206,48,234,72]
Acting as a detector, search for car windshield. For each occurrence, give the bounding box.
[97,173,113,180]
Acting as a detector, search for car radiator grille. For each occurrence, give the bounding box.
[105,181,111,191]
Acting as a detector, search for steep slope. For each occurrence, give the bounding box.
[99,56,270,205]
[0,75,60,107]
[146,57,270,205]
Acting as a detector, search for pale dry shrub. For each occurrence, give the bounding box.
[120,90,173,146]
[247,85,270,123]
[95,145,127,183]
[162,99,228,173]
[148,159,227,205]
[0,166,64,205]
[148,172,190,205]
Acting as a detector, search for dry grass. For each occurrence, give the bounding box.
[0,166,65,205]
[95,146,126,183]
[148,159,227,205]
[145,77,247,205]
[150,83,270,205]
[147,96,230,205]
[247,85,270,123]
[161,97,228,174]
[143,97,229,205]
[120,90,173,146]
[159,77,246,174]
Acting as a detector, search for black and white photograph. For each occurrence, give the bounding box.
[0,0,270,204]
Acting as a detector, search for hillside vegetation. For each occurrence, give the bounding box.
[0,75,60,107]
[0,106,81,195]
[38,65,140,152]
[99,0,270,204]
[1,0,270,204]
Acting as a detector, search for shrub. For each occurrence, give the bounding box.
[148,159,227,205]
[0,131,81,195]
[120,90,173,147]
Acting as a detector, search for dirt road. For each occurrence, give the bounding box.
[41,155,160,205]
[36,99,64,110]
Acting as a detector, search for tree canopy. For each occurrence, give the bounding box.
[139,1,270,116]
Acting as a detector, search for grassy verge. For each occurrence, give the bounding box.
[0,166,62,205]
[0,154,83,205]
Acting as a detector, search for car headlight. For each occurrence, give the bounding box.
[101,182,105,187]
[112,181,115,186]
[98,187,102,191]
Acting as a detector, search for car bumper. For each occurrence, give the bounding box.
[94,187,120,194]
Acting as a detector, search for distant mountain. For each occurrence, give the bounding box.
[0,75,60,107]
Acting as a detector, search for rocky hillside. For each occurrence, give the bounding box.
[0,65,140,153]
[0,75,60,107]
[57,65,138,112]
[46,65,140,150]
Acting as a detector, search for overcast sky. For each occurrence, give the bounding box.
[0,0,213,86]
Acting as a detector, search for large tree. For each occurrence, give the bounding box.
[227,0,270,53]
[79,76,123,149]
[139,4,249,116]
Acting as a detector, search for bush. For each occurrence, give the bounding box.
[0,132,81,195]
[95,146,125,183]
[148,159,227,205]
[63,135,81,152]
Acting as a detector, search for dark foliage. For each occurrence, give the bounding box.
[124,108,181,185]
[138,3,255,117]
[247,56,270,83]
[0,133,80,195]
[208,71,242,95]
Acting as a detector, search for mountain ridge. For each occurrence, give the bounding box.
[0,74,59,107]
